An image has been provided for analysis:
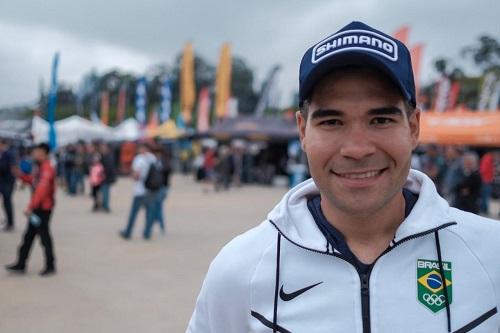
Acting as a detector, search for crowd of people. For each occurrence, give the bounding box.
[412,145,500,215]
[0,135,499,278]
[0,138,172,277]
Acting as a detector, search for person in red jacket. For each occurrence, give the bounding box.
[6,143,57,276]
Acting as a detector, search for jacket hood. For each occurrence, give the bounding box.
[267,169,453,252]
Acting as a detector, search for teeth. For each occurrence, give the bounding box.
[339,170,380,179]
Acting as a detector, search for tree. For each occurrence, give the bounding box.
[231,56,258,115]
[462,35,500,72]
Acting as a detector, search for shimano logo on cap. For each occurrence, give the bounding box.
[312,29,398,64]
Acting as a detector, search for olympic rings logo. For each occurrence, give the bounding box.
[423,293,445,306]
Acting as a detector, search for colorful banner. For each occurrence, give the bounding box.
[159,76,172,123]
[478,72,500,111]
[410,43,424,101]
[100,91,109,125]
[136,77,147,126]
[47,52,59,151]
[393,26,410,45]
[180,42,195,125]
[116,84,127,124]
[447,81,461,110]
[420,111,500,146]
[432,76,451,112]
[215,43,232,119]
[196,87,211,132]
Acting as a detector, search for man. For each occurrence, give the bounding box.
[454,152,482,214]
[120,142,157,240]
[6,143,57,276]
[99,142,117,212]
[0,139,16,231]
[187,22,500,332]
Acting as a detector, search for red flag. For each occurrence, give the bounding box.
[393,26,410,46]
[117,85,127,123]
[197,87,211,132]
[447,82,461,110]
[410,44,424,101]
[100,91,109,125]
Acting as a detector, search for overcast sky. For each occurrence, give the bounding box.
[0,0,498,108]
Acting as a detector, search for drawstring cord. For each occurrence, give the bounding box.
[273,233,282,333]
[435,230,451,332]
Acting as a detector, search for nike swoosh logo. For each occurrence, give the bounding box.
[279,281,323,301]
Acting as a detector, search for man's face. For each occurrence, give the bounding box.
[31,148,46,162]
[297,68,420,218]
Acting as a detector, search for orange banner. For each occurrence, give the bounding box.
[393,26,409,45]
[410,44,424,101]
[180,42,196,125]
[419,111,500,146]
[215,43,232,119]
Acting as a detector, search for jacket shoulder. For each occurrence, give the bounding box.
[447,209,500,305]
[187,221,278,332]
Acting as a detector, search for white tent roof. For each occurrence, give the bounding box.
[113,118,142,141]
[32,115,116,146]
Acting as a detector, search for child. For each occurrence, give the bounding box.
[89,154,105,211]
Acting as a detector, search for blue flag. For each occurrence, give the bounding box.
[135,77,147,126]
[159,76,172,124]
[47,52,59,151]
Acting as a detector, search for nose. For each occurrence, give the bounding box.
[339,126,376,160]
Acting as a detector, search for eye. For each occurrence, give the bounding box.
[319,119,343,126]
[371,117,395,125]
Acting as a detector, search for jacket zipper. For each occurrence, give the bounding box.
[269,220,457,333]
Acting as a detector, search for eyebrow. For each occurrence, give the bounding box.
[310,109,344,120]
[367,107,404,116]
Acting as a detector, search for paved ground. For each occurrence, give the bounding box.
[1,175,499,333]
[0,175,287,333]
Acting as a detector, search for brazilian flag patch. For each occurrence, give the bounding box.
[417,259,452,313]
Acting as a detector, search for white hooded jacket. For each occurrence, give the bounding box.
[187,170,500,332]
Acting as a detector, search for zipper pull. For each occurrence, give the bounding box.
[360,274,369,294]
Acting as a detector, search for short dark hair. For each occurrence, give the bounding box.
[35,143,50,154]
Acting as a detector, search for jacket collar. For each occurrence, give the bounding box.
[268,169,453,252]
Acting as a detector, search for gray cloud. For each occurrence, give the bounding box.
[0,0,498,107]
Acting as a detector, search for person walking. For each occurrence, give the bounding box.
[99,142,117,212]
[0,139,17,231]
[152,145,171,234]
[187,21,500,333]
[6,143,57,276]
[89,153,105,211]
[479,151,494,215]
[119,142,157,240]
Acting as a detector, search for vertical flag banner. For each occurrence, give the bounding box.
[215,43,232,119]
[410,44,424,101]
[447,81,461,110]
[136,77,147,126]
[433,76,451,112]
[478,72,500,111]
[47,52,59,151]
[180,42,195,125]
[196,87,211,132]
[160,76,172,123]
[393,26,410,46]
[100,91,109,125]
[116,84,127,124]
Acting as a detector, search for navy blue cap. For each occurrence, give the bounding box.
[299,21,416,107]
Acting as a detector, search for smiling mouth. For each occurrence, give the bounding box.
[332,168,387,179]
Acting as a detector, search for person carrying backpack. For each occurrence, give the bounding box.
[119,142,157,240]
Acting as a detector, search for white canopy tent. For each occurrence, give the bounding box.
[112,118,142,141]
[32,115,116,146]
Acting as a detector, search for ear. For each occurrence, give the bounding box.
[409,108,420,149]
[296,111,307,151]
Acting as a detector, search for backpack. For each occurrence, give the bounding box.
[144,161,164,192]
